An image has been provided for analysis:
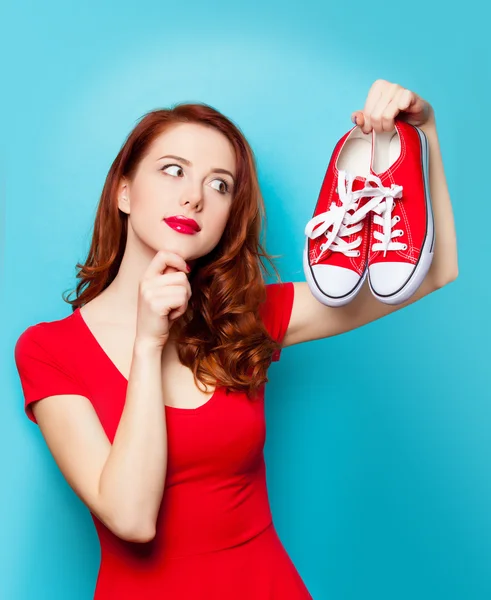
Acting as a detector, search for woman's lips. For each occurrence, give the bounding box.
[164,219,199,235]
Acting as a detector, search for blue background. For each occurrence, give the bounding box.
[2,1,489,598]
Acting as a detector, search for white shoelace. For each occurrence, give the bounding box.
[369,175,405,257]
[304,170,404,262]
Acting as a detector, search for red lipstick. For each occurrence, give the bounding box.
[164,216,201,235]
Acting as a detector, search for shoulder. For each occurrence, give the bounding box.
[14,311,88,424]
[263,281,294,301]
[261,282,295,315]
[15,310,79,361]
[259,282,295,361]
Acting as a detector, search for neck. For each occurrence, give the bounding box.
[99,229,157,321]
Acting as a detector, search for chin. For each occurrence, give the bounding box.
[150,235,212,263]
[156,245,201,265]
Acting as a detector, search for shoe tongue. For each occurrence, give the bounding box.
[336,175,366,218]
[341,174,374,210]
[351,175,367,188]
[344,174,368,199]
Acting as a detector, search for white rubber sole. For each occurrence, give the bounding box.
[303,237,368,307]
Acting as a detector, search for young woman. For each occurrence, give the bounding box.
[14,80,458,599]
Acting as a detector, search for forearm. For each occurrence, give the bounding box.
[99,338,167,541]
[420,108,459,286]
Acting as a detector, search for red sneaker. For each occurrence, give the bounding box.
[366,120,434,305]
[303,126,380,307]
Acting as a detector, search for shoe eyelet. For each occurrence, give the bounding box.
[356,251,360,257]
[402,244,407,250]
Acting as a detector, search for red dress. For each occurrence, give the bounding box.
[15,282,312,599]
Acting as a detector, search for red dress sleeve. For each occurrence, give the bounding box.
[14,325,86,424]
[261,282,295,362]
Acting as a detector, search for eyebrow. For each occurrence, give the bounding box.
[157,154,235,182]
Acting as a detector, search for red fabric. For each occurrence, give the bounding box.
[15,281,311,599]
[260,281,295,362]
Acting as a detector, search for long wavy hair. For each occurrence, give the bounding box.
[63,103,285,400]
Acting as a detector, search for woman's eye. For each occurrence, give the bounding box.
[210,179,229,194]
[161,164,183,176]
[161,165,230,194]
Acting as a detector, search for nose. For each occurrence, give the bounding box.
[180,182,203,210]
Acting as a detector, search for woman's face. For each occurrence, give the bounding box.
[119,122,237,263]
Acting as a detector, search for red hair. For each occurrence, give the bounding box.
[64,103,284,399]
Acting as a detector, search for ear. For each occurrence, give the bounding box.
[118,180,130,215]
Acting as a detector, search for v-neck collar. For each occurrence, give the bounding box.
[73,306,222,414]
[75,306,129,384]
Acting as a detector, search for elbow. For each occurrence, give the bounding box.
[439,268,459,288]
[432,264,458,290]
[123,525,156,544]
[116,522,156,543]
[108,514,157,543]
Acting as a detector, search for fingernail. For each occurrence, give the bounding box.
[352,115,357,124]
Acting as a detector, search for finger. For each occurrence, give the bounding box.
[152,287,190,303]
[159,275,192,299]
[144,250,189,280]
[152,289,189,316]
[398,88,414,112]
[153,270,190,287]
[144,274,192,299]
[163,266,179,275]
[400,91,427,117]
[351,111,364,127]
[376,87,407,132]
[169,304,188,321]
[361,79,387,134]
[168,299,189,322]
[369,83,400,133]
[351,83,403,131]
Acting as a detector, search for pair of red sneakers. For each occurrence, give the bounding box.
[304,120,434,306]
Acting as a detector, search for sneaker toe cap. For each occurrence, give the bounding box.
[369,262,414,295]
[311,264,362,298]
